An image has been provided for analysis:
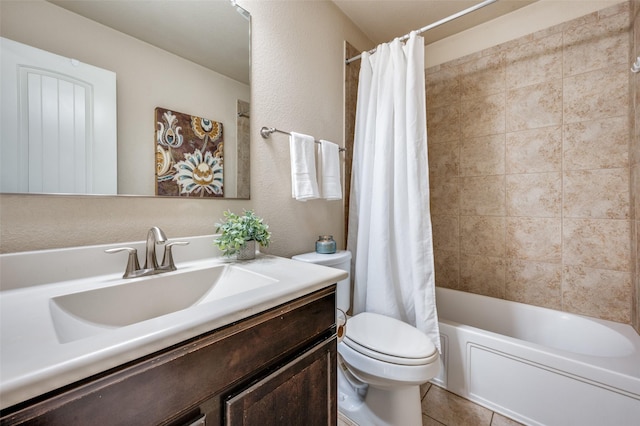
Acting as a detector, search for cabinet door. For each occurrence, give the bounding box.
[225,338,337,426]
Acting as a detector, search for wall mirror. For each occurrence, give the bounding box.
[0,0,251,199]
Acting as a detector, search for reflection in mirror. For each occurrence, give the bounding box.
[1,37,118,194]
[0,0,251,199]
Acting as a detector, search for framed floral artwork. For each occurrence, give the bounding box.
[155,107,224,197]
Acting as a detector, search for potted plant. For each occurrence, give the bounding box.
[214,210,271,259]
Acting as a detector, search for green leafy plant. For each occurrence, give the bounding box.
[214,210,271,257]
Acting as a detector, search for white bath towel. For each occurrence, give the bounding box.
[290,132,320,201]
[319,140,342,200]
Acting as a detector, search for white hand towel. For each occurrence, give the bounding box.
[319,140,342,200]
[290,132,320,201]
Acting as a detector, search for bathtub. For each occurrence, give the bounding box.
[433,287,640,426]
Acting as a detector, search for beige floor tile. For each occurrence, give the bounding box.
[422,385,493,426]
[338,412,358,426]
[339,385,524,426]
[421,382,432,400]
[423,414,446,426]
[491,412,525,426]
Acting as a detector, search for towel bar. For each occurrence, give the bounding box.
[260,126,345,152]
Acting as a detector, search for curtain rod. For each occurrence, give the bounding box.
[345,0,498,64]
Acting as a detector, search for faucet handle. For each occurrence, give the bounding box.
[161,241,190,271]
[105,247,141,278]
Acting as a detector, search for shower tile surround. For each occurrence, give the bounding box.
[427,1,638,325]
[632,0,640,339]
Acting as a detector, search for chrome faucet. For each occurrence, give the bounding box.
[105,227,189,278]
[144,226,167,270]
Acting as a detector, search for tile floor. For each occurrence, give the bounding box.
[338,383,524,426]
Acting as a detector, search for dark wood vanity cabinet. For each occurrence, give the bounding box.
[0,286,337,426]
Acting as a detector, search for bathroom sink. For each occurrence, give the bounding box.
[49,264,278,343]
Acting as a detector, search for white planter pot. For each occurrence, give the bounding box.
[236,240,256,260]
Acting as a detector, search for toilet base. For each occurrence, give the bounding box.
[337,366,423,426]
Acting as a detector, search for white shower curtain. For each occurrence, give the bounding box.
[347,32,440,351]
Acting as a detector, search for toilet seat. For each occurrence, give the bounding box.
[343,312,438,366]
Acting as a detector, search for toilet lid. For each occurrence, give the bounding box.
[343,312,438,366]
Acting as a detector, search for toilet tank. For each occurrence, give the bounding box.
[291,250,351,312]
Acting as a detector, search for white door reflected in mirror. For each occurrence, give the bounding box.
[1,37,117,194]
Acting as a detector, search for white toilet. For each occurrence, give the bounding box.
[292,250,440,426]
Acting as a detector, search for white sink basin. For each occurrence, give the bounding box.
[1,236,348,411]
[49,264,277,343]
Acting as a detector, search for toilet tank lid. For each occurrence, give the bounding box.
[292,250,351,266]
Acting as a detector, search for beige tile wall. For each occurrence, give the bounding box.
[632,1,639,332]
[427,2,634,324]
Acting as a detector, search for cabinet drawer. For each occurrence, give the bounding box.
[1,286,336,426]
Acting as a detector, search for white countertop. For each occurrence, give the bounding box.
[0,237,346,410]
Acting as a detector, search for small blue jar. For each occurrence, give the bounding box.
[315,235,336,254]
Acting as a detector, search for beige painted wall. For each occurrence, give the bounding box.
[0,0,372,255]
